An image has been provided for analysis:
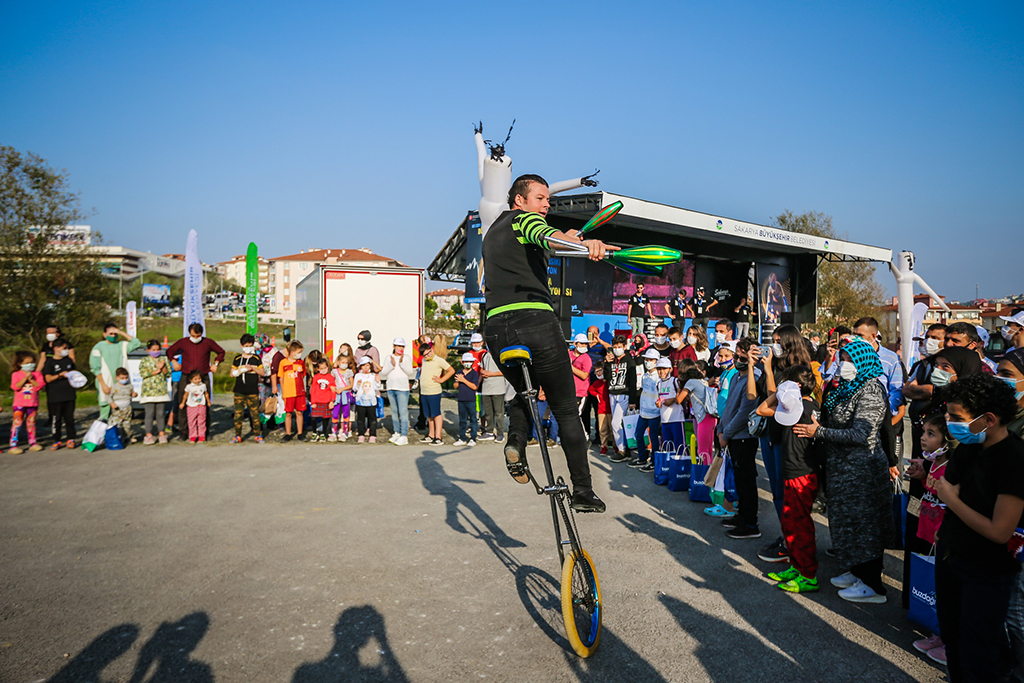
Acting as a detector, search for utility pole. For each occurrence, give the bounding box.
[976,283,979,302]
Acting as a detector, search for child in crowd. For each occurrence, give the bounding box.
[179,370,209,443]
[756,366,821,593]
[453,352,480,446]
[278,341,306,442]
[588,364,613,455]
[309,358,336,441]
[418,343,454,445]
[656,357,685,448]
[710,343,738,517]
[675,359,718,463]
[109,367,137,443]
[9,351,44,454]
[906,412,952,663]
[43,338,78,450]
[604,334,638,463]
[332,353,354,440]
[230,334,265,444]
[632,348,663,472]
[933,373,1024,682]
[353,357,380,443]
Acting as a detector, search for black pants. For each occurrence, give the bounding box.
[936,544,1015,683]
[851,556,886,595]
[483,309,591,491]
[729,437,760,529]
[580,394,599,440]
[176,377,211,439]
[356,405,377,437]
[49,400,77,441]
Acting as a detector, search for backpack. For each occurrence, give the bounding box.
[694,381,719,417]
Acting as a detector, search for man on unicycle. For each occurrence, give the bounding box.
[482,174,616,513]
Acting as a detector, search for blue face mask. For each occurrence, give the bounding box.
[997,375,1024,401]
[930,367,954,388]
[946,415,987,445]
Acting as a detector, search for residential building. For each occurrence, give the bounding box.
[427,288,465,313]
[216,254,270,293]
[267,248,405,319]
[878,294,982,341]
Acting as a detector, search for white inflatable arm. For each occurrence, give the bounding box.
[914,274,952,312]
[475,131,486,183]
[549,178,586,195]
[888,261,902,280]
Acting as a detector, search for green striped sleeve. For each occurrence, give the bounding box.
[512,212,557,248]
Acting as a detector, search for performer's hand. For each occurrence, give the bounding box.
[582,239,619,262]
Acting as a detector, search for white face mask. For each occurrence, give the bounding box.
[669,338,682,349]
[46,333,57,342]
[644,360,657,370]
[686,335,697,346]
[242,346,254,355]
[575,344,588,354]
[190,336,202,344]
[838,361,858,381]
[771,343,784,356]
[471,344,483,351]
[715,332,726,345]
[59,349,69,357]
[1002,325,1018,342]
[612,347,625,357]
[339,363,348,370]
[654,335,667,345]
[921,338,941,356]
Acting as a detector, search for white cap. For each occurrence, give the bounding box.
[773,380,804,426]
[66,370,88,389]
[643,348,661,360]
[573,333,589,344]
[656,357,672,369]
[470,332,484,343]
[461,352,475,363]
[1001,312,1024,327]
[975,326,989,348]
[358,356,373,366]
[719,340,737,352]
[393,337,406,346]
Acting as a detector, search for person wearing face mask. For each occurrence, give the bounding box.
[604,335,639,463]
[107,367,138,443]
[630,348,663,471]
[792,339,893,604]
[904,323,949,456]
[138,339,172,446]
[650,324,673,358]
[996,348,1024,683]
[40,325,76,363]
[667,327,697,376]
[974,325,998,374]
[229,334,266,444]
[569,334,594,411]
[9,350,45,454]
[931,373,1024,683]
[43,338,79,450]
[944,322,993,376]
[686,325,711,363]
[381,338,415,446]
[997,310,1024,354]
[166,323,225,441]
[355,330,381,372]
[90,323,142,422]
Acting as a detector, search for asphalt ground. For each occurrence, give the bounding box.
[1,400,947,682]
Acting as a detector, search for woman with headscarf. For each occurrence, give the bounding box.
[628,332,649,359]
[793,338,893,603]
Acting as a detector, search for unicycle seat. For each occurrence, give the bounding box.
[500,345,532,366]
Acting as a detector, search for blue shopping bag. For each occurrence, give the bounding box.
[105,425,125,451]
[908,552,940,636]
[689,462,712,502]
[722,453,738,502]
[653,441,674,486]
[376,396,385,419]
[666,447,691,493]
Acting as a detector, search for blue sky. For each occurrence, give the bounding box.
[2,1,1021,300]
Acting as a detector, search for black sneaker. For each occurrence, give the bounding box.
[282,434,294,442]
[296,433,306,442]
[757,536,790,563]
[609,451,629,463]
[503,435,530,484]
[571,489,606,513]
[726,524,762,539]
[627,458,645,469]
[721,518,741,529]
[638,462,655,473]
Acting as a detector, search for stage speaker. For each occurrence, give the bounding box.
[780,312,801,326]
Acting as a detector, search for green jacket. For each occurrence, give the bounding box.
[89,337,142,404]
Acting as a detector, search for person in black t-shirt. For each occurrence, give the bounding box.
[933,373,1024,682]
[756,365,820,594]
[40,325,76,363]
[688,286,718,329]
[664,288,688,326]
[230,334,265,443]
[42,338,78,448]
[627,283,651,337]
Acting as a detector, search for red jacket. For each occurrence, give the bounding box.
[587,378,610,414]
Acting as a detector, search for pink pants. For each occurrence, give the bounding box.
[693,414,718,465]
[10,406,37,447]
[186,405,207,440]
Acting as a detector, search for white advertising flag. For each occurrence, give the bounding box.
[183,230,205,336]
[125,301,137,338]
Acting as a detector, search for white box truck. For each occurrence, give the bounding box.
[295,265,424,361]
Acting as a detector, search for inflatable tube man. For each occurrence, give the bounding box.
[889,250,951,369]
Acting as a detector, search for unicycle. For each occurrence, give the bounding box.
[499,344,602,658]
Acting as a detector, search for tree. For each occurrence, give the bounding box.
[424,296,438,316]
[451,301,464,317]
[772,210,887,331]
[0,146,111,345]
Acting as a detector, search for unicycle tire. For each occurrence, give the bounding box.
[561,548,602,658]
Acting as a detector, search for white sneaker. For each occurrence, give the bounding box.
[838,579,886,604]
[467,440,476,446]
[395,435,408,446]
[338,432,348,442]
[327,434,337,443]
[388,433,398,443]
[453,439,468,446]
[830,571,857,588]
[420,435,435,444]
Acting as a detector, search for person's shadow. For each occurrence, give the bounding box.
[47,624,140,683]
[292,606,409,683]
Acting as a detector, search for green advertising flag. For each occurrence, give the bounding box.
[246,242,258,335]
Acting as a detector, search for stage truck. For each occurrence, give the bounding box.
[428,192,892,343]
[295,265,424,361]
